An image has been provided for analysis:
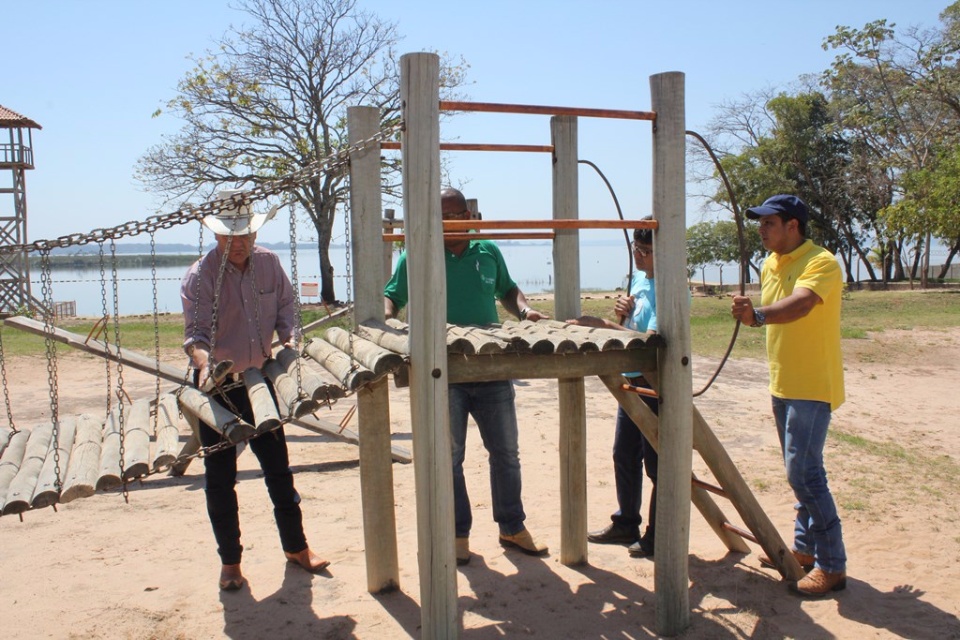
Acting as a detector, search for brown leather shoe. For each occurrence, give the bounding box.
[790,568,847,597]
[284,547,331,573]
[456,537,471,566]
[759,549,815,572]
[219,563,245,591]
[499,528,548,556]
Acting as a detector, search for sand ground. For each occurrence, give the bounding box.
[1,326,959,639]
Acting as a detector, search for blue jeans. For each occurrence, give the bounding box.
[449,380,525,537]
[199,380,307,565]
[772,396,846,573]
[611,395,659,536]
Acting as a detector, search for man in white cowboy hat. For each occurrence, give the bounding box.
[181,189,329,591]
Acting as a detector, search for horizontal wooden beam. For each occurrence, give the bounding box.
[381,142,553,153]
[447,349,657,384]
[440,100,656,121]
[383,232,554,242]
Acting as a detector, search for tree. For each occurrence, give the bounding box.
[822,8,960,286]
[686,220,762,292]
[136,0,468,303]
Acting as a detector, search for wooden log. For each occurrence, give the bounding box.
[152,394,181,471]
[448,349,656,384]
[0,427,12,458]
[552,113,587,566]
[496,323,554,354]
[444,327,475,355]
[0,428,31,513]
[446,325,502,354]
[31,418,78,508]
[357,319,410,355]
[242,367,281,433]
[3,423,53,514]
[169,413,201,477]
[177,387,256,444]
[324,326,405,376]
[303,337,375,391]
[97,406,126,491]
[60,415,103,503]
[400,51,457,638]
[120,398,152,481]
[262,359,320,418]
[651,70,692,636]
[515,321,580,354]
[274,347,346,405]
[517,318,613,351]
[384,317,409,332]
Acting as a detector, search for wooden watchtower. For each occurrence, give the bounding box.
[0,104,42,314]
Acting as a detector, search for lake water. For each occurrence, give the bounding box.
[34,242,731,317]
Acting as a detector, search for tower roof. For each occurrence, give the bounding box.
[0,105,42,129]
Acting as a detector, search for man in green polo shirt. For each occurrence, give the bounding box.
[384,187,549,567]
[731,194,847,598]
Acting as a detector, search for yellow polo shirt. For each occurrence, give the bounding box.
[760,239,845,410]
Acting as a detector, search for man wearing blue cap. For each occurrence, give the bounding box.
[730,194,847,597]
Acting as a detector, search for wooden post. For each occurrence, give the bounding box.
[401,51,459,638]
[348,104,400,594]
[551,115,587,566]
[650,71,692,636]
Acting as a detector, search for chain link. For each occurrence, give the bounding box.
[99,242,113,418]
[150,231,162,437]
[1,123,403,256]
[0,329,18,434]
[110,240,129,502]
[39,249,63,492]
[287,202,304,397]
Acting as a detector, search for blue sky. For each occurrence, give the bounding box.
[2,0,950,247]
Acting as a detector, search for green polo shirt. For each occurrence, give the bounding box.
[384,240,517,325]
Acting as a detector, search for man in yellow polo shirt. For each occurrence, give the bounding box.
[731,194,847,597]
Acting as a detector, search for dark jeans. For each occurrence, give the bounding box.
[199,381,306,565]
[449,380,525,537]
[611,389,659,537]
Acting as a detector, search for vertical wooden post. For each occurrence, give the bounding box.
[466,198,479,220]
[551,115,587,566]
[348,105,400,594]
[401,52,459,638]
[650,71,691,636]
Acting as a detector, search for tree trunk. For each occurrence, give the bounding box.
[935,236,960,280]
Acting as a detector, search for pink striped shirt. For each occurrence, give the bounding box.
[181,245,295,372]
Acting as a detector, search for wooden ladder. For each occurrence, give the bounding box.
[600,374,806,582]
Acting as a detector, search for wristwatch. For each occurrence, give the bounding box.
[519,307,531,321]
[752,308,766,328]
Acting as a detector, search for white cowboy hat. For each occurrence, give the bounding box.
[202,189,278,236]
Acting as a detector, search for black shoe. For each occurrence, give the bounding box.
[587,523,639,545]
[628,534,654,558]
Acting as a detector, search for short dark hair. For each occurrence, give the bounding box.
[633,215,654,246]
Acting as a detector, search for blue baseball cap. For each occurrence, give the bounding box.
[745,194,808,223]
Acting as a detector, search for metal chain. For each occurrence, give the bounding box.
[247,245,268,360]
[0,329,18,433]
[39,249,63,492]
[287,202,304,397]
[1,123,403,256]
[341,195,357,371]
[98,242,113,417]
[150,231,162,437]
[110,240,128,502]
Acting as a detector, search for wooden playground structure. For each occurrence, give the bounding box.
[0,52,805,638]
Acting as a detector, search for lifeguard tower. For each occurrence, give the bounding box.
[0,105,43,315]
